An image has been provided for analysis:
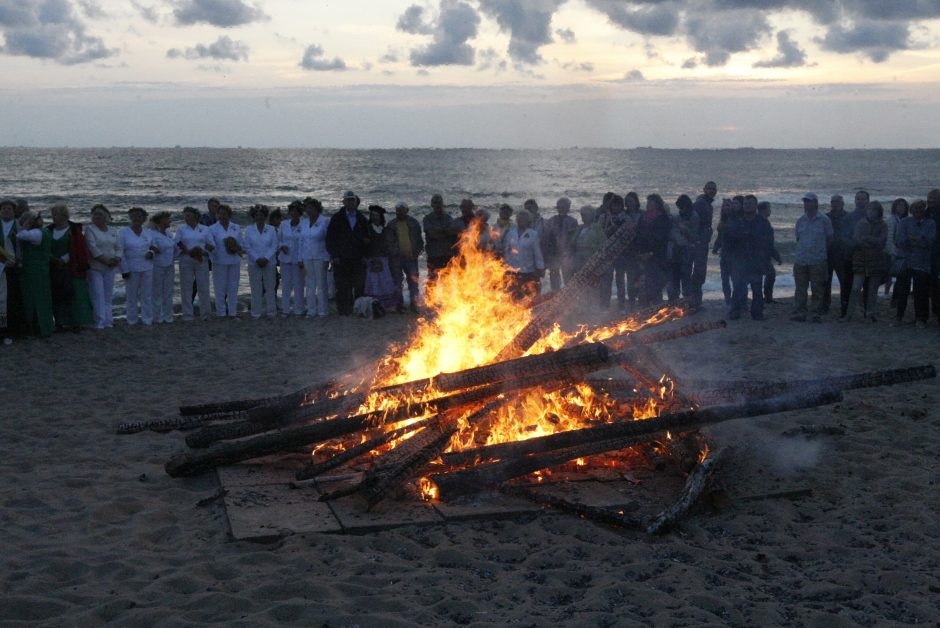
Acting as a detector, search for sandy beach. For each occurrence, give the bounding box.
[2,297,939,626]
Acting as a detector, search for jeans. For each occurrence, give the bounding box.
[823,256,851,315]
[763,265,776,301]
[730,267,763,319]
[846,274,882,320]
[719,255,732,304]
[391,258,420,306]
[690,242,709,307]
[792,262,827,317]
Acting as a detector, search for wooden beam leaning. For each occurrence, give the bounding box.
[428,388,844,497]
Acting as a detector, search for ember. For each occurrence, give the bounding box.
[127,223,938,533]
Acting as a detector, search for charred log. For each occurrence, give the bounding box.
[646,447,729,535]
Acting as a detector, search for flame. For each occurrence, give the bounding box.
[419,477,439,501]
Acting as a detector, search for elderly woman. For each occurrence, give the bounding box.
[84,204,123,329]
[147,211,176,324]
[119,207,157,326]
[503,209,545,300]
[300,198,330,318]
[363,205,402,311]
[14,211,54,337]
[278,202,305,317]
[174,206,214,321]
[843,200,887,322]
[47,204,93,331]
[209,204,243,319]
[243,205,278,319]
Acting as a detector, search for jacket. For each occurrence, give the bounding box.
[851,218,887,276]
[326,209,370,261]
[385,215,424,261]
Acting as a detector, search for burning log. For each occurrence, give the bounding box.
[178,377,343,418]
[496,218,638,360]
[429,389,843,496]
[646,447,729,535]
[235,342,612,432]
[608,320,727,351]
[116,414,243,435]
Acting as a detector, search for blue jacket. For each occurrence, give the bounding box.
[724,214,774,274]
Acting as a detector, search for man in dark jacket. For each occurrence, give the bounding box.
[422,194,457,280]
[690,181,717,309]
[326,190,370,315]
[725,194,774,320]
[823,194,850,315]
[387,200,425,312]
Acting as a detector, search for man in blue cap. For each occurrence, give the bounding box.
[791,192,833,322]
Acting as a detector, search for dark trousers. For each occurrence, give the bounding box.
[730,267,763,319]
[690,243,708,307]
[931,259,940,320]
[640,259,668,306]
[913,270,932,322]
[763,265,776,301]
[719,255,732,304]
[3,266,26,335]
[426,255,452,282]
[668,248,693,302]
[391,258,420,306]
[333,259,364,315]
[894,269,912,319]
[823,257,851,315]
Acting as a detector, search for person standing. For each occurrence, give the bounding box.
[300,198,330,318]
[725,195,773,321]
[200,197,220,227]
[712,199,734,305]
[543,197,579,292]
[243,205,278,319]
[523,199,545,240]
[823,194,851,316]
[147,211,176,324]
[363,205,401,312]
[886,198,909,307]
[15,211,54,337]
[119,207,157,326]
[278,202,305,317]
[897,200,937,328]
[574,205,606,273]
[502,210,544,300]
[47,204,93,331]
[600,194,628,309]
[926,189,940,324]
[757,201,782,303]
[690,181,717,309]
[326,191,370,316]
[668,195,699,303]
[209,204,243,319]
[636,194,672,306]
[386,200,424,313]
[84,204,122,329]
[422,194,457,279]
[1,198,25,338]
[790,193,833,323]
[455,198,476,233]
[842,201,887,322]
[175,207,214,321]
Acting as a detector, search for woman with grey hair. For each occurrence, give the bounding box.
[148,211,176,324]
[84,204,123,329]
[119,207,157,326]
[243,204,278,318]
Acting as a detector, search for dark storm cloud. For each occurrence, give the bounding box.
[299,44,347,71]
[172,0,266,28]
[584,0,681,36]
[167,36,249,61]
[478,0,566,65]
[398,0,481,67]
[685,7,771,66]
[817,19,911,63]
[0,0,117,64]
[754,30,807,68]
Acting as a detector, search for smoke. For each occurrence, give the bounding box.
[709,421,823,477]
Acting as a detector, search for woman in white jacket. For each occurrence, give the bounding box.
[243,205,278,319]
[84,204,123,329]
[118,207,157,326]
[209,204,243,319]
[175,206,214,321]
[300,198,330,317]
[148,211,176,324]
[278,202,305,317]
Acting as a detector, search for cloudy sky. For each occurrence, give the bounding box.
[2,0,940,148]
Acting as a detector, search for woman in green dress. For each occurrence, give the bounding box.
[47,204,93,330]
[14,210,54,337]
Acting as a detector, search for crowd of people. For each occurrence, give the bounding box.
[1,184,938,341]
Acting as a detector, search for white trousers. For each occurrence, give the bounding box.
[213,262,241,317]
[303,259,329,317]
[247,261,277,318]
[152,264,175,323]
[179,258,211,320]
[125,269,153,325]
[87,268,116,328]
[280,262,305,315]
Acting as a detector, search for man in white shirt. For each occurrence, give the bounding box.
[503,210,545,300]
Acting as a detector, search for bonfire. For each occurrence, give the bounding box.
[122,218,936,533]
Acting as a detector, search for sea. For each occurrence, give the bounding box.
[2,147,938,304]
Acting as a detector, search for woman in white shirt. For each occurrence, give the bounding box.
[174,206,214,321]
[503,209,545,300]
[148,211,176,324]
[243,205,278,319]
[208,204,243,319]
[300,199,330,317]
[84,204,123,329]
[119,207,157,326]
[278,202,305,317]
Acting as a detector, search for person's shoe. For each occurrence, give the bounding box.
[790,314,806,322]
